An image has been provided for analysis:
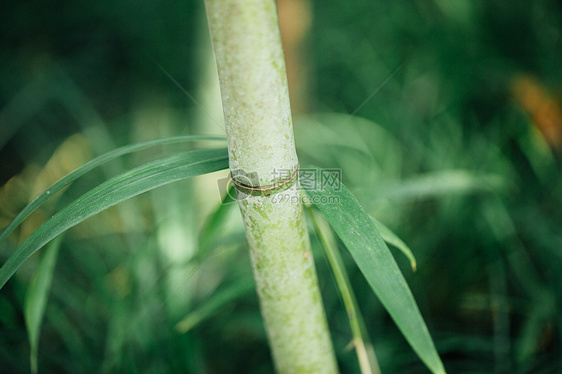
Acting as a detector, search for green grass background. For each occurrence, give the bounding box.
[1,0,561,373]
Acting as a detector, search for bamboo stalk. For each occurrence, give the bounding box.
[205,1,338,372]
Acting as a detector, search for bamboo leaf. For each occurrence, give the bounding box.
[175,276,254,334]
[303,168,446,374]
[0,148,229,290]
[307,205,380,374]
[372,218,417,271]
[24,234,63,374]
[198,184,237,253]
[0,135,226,247]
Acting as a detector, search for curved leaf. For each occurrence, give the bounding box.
[303,168,446,374]
[0,148,229,290]
[0,135,226,246]
[372,218,417,271]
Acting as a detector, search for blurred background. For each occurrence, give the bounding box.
[1,0,561,373]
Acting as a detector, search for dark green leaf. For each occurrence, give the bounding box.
[0,148,229,290]
[24,234,63,374]
[304,169,446,374]
[0,135,226,247]
[307,206,380,374]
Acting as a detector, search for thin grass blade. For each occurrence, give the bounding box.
[0,148,229,290]
[198,184,236,253]
[24,234,63,374]
[0,135,226,246]
[175,276,254,334]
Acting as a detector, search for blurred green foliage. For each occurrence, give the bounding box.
[1,0,561,373]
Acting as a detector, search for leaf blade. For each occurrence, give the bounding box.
[0,135,226,246]
[372,218,417,271]
[304,169,445,374]
[0,148,229,290]
[24,234,63,374]
[307,205,380,374]
[175,277,254,334]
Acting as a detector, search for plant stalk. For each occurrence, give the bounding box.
[205,1,338,372]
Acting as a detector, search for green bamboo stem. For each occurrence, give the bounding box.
[205,1,338,372]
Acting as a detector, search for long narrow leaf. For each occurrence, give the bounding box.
[307,205,380,374]
[198,184,237,253]
[175,276,254,334]
[304,168,446,374]
[369,170,506,201]
[372,218,417,271]
[0,135,226,246]
[24,234,63,374]
[0,148,229,290]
